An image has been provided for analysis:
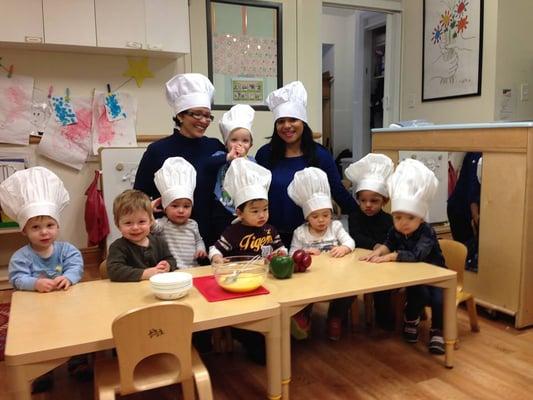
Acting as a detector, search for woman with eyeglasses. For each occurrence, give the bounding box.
[134,73,225,248]
[256,81,357,247]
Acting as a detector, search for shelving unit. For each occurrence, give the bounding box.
[370,26,386,129]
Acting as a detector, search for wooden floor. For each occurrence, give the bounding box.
[2,298,533,400]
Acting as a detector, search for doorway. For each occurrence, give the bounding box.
[321,4,401,166]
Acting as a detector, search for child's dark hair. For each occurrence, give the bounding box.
[268,121,318,167]
[237,198,268,212]
[113,189,153,226]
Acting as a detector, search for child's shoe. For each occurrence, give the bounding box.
[428,329,445,355]
[402,316,420,343]
[326,317,342,341]
[291,309,311,340]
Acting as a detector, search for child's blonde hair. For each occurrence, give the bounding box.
[113,189,153,226]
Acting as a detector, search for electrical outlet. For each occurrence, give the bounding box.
[520,83,529,101]
[407,93,416,108]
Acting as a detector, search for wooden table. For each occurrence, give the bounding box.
[263,250,458,400]
[4,267,282,400]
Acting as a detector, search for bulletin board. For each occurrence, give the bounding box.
[99,147,147,248]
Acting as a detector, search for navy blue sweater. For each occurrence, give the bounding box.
[255,143,357,236]
[447,152,481,217]
[384,222,446,267]
[349,208,393,250]
[133,130,225,244]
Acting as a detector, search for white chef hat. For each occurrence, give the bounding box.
[224,158,271,208]
[345,153,394,198]
[154,157,197,209]
[265,81,308,124]
[288,167,332,218]
[165,73,215,115]
[219,104,255,144]
[0,166,69,230]
[389,158,438,219]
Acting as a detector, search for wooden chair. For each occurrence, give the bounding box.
[439,239,480,333]
[99,260,108,279]
[392,239,480,339]
[93,303,213,400]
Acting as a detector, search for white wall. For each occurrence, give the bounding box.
[322,7,356,158]
[400,0,499,123]
[494,0,533,121]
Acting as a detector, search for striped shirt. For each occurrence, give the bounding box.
[153,217,206,269]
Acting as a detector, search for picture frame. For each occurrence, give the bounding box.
[206,0,283,110]
[422,0,483,101]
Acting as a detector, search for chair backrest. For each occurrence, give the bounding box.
[112,302,194,394]
[99,260,108,279]
[438,239,467,290]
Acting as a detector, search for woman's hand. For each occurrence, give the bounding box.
[151,197,163,213]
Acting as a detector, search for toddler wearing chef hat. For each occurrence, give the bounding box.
[153,157,207,268]
[0,167,83,293]
[209,157,286,264]
[360,158,447,354]
[287,167,355,340]
[210,104,256,238]
[345,153,396,331]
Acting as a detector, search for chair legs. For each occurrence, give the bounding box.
[192,349,214,400]
[349,294,376,331]
[465,297,480,332]
[181,378,195,400]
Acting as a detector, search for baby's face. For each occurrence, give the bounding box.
[165,198,193,225]
[357,190,387,216]
[392,212,423,236]
[307,208,332,234]
[23,215,59,252]
[227,128,252,156]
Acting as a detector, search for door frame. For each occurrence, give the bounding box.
[323,0,402,160]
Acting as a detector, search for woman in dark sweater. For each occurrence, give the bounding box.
[255,81,356,246]
[134,73,225,246]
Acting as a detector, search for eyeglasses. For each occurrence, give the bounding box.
[183,111,215,122]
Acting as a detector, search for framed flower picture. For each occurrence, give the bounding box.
[206,0,283,110]
[422,0,484,101]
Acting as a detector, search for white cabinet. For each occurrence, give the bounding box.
[95,0,189,54]
[0,0,189,55]
[145,0,190,53]
[43,0,96,46]
[95,0,146,50]
[0,0,44,43]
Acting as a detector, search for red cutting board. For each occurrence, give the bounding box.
[193,275,269,302]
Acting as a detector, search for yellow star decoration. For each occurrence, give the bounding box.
[122,57,154,88]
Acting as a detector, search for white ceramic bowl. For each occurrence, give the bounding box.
[213,256,267,293]
[150,272,193,300]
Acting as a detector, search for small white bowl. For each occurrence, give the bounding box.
[150,271,192,286]
[153,288,190,300]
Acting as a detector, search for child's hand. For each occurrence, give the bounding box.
[211,255,223,265]
[155,261,170,272]
[141,267,164,280]
[306,248,321,256]
[53,276,72,290]
[273,249,287,257]
[35,278,57,293]
[373,243,382,250]
[329,245,352,258]
[151,197,163,213]
[195,249,208,259]
[359,251,380,261]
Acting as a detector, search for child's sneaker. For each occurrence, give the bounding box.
[402,316,420,343]
[327,317,342,341]
[291,309,311,340]
[428,329,445,355]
